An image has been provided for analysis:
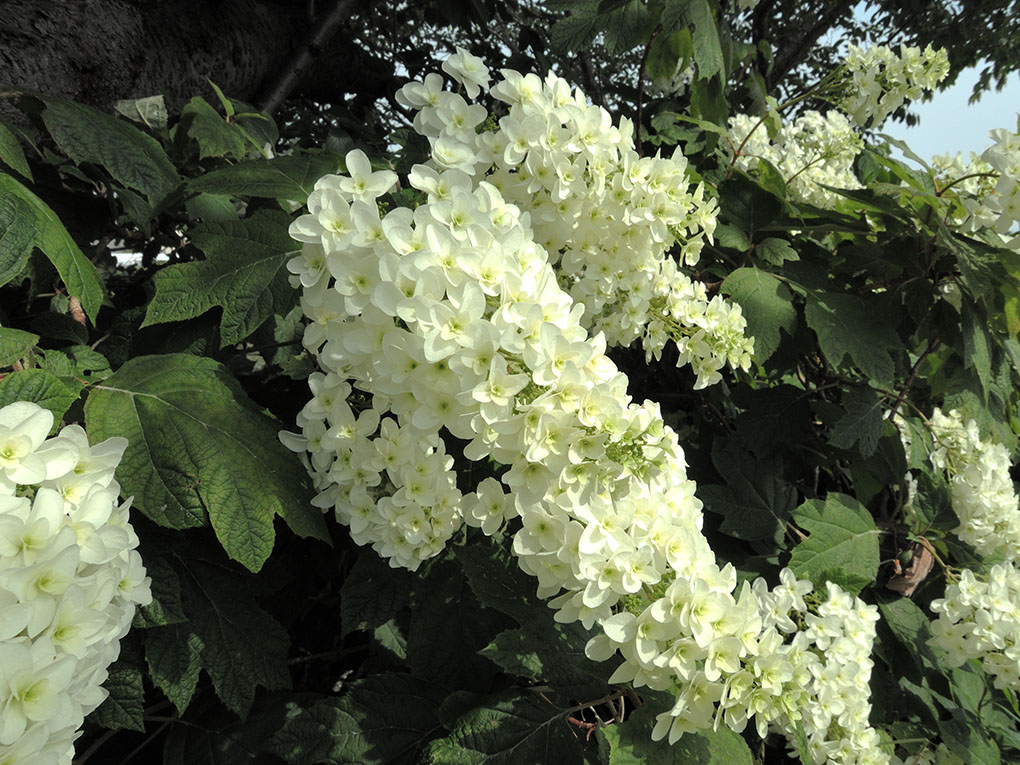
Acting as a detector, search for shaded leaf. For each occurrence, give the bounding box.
[829,386,884,457]
[84,354,327,568]
[143,210,298,346]
[427,692,581,765]
[42,96,180,205]
[0,120,32,180]
[270,674,442,765]
[804,291,899,386]
[0,174,105,321]
[0,190,36,287]
[91,654,146,732]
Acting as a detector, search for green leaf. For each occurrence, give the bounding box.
[755,236,798,266]
[176,558,290,717]
[550,3,599,53]
[646,30,688,87]
[789,493,880,594]
[0,368,81,425]
[187,155,342,201]
[662,0,723,80]
[0,327,39,366]
[0,189,36,288]
[0,174,105,322]
[270,674,443,765]
[961,298,993,400]
[603,1,655,56]
[84,354,327,569]
[182,97,247,160]
[428,691,581,765]
[37,345,110,383]
[91,657,146,732]
[41,96,180,205]
[602,701,752,764]
[0,120,32,180]
[145,622,202,714]
[699,442,797,543]
[876,596,944,675]
[939,710,1001,765]
[340,548,411,637]
[911,470,958,534]
[829,386,884,457]
[804,291,899,386]
[406,560,504,692]
[721,267,796,362]
[143,210,297,346]
[133,551,188,629]
[480,623,611,698]
[114,95,169,130]
[718,175,782,240]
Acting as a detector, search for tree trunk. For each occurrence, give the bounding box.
[0,0,392,114]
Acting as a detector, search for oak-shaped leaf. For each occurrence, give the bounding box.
[84,353,327,570]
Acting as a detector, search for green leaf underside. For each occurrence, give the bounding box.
[84,354,327,570]
[789,493,880,594]
[143,210,298,346]
[0,174,104,321]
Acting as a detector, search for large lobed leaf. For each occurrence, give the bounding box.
[721,267,796,362]
[804,291,899,386]
[789,493,880,594]
[142,209,298,346]
[84,353,327,571]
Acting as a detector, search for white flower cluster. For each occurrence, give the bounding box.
[595,573,884,765]
[285,53,886,763]
[396,50,752,387]
[729,108,863,208]
[930,564,1020,690]
[927,407,1020,561]
[0,402,150,764]
[839,44,950,128]
[956,125,1020,250]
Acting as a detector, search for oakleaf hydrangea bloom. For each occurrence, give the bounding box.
[954,124,1020,250]
[0,402,150,764]
[285,57,884,763]
[729,108,863,208]
[930,563,1020,690]
[396,57,753,386]
[839,44,949,128]
[927,407,1020,560]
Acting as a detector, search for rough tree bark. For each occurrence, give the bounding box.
[0,0,394,114]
